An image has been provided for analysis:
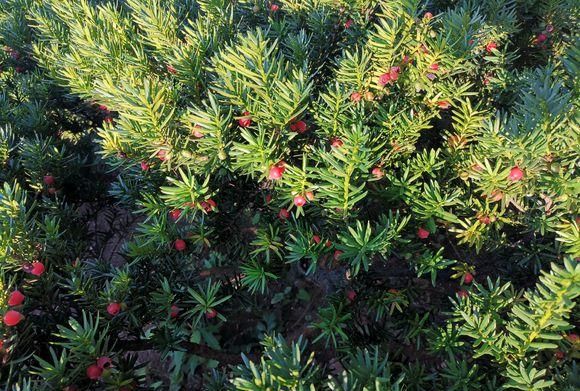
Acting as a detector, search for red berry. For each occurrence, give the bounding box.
[371,167,384,179]
[174,239,187,251]
[325,240,332,248]
[268,165,285,180]
[378,73,391,87]
[238,111,252,128]
[157,150,167,161]
[330,138,343,148]
[169,209,182,221]
[8,290,25,307]
[437,101,450,109]
[107,302,121,316]
[98,105,109,113]
[457,290,469,299]
[86,364,103,380]
[344,19,353,29]
[289,120,308,133]
[3,310,23,326]
[192,125,204,138]
[312,235,321,244]
[166,64,177,74]
[350,92,362,102]
[536,33,547,43]
[429,63,439,71]
[305,191,315,201]
[43,175,55,186]
[423,12,433,20]
[96,356,112,369]
[170,305,181,319]
[554,350,565,360]
[104,116,113,124]
[30,261,45,276]
[294,195,306,207]
[566,333,579,343]
[265,194,272,204]
[464,273,473,284]
[140,161,150,171]
[206,308,218,319]
[507,166,524,182]
[486,42,498,53]
[278,208,290,220]
[333,250,343,261]
[478,215,491,225]
[389,66,400,81]
[270,4,279,12]
[346,290,357,302]
[417,227,430,239]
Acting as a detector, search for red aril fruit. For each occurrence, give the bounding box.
[206,308,218,319]
[30,261,45,276]
[238,111,252,128]
[371,167,384,179]
[464,273,473,284]
[86,364,103,380]
[170,305,181,319]
[96,356,112,369]
[8,290,25,307]
[507,166,524,182]
[417,227,430,239]
[294,195,306,207]
[3,310,24,326]
[107,302,121,316]
[174,239,187,251]
[346,290,357,302]
[278,208,290,220]
[269,165,285,180]
[43,175,55,186]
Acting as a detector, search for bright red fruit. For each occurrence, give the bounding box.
[346,290,357,302]
[350,92,362,102]
[464,273,473,284]
[278,208,290,220]
[486,42,498,53]
[478,215,491,225]
[192,125,204,138]
[140,161,150,171]
[378,73,391,87]
[371,167,384,179]
[3,310,24,326]
[157,150,167,161]
[169,209,182,221]
[206,308,218,319]
[268,165,285,180]
[536,33,547,43]
[507,166,524,182]
[96,356,112,369]
[104,116,113,124]
[312,235,321,244]
[423,12,433,20]
[389,66,400,81]
[294,195,306,207]
[566,333,579,343]
[429,63,439,71]
[30,261,45,276]
[174,239,187,251]
[238,111,252,127]
[170,305,181,319]
[43,175,55,186]
[438,101,450,109]
[417,227,430,239]
[270,4,279,12]
[457,290,469,299]
[107,302,121,316]
[333,250,343,261]
[86,364,103,380]
[330,138,343,148]
[290,120,308,133]
[8,290,25,306]
[166,64,177,74]
[344,19,353,29]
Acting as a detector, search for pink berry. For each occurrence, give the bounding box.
[8,290,25,307]
[294,195,306,207]
[507,166,524,182]
[268,165,285,180]
[3,310,23,326]
[107,302,121,316]
[174,239,187,251]
[417,227,430,239]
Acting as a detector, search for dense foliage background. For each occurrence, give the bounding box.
[0,0,578,389]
